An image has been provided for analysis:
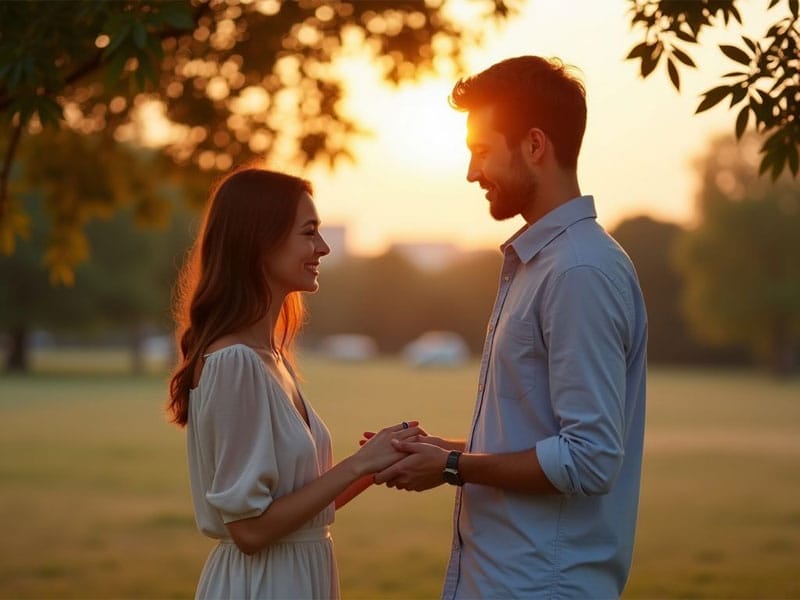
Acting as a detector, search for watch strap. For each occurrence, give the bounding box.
[443,450,463,486]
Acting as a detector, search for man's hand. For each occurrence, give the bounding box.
[373,439,449,491]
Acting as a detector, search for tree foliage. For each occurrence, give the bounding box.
[0,0,518,279]
[675,134,800,374]
[0,132,201,371]
[626,0,800,179]
[304,249,501,353]
[611,215,748,365]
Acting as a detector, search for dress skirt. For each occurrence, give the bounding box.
[196,526,339,600]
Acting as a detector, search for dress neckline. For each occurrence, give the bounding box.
[199,344,314,434]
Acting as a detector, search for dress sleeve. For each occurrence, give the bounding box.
[200,346,280,523]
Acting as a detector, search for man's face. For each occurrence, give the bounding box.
[465,105,536,221]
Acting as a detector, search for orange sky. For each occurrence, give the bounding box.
[293,1,776,256]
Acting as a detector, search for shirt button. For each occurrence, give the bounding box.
[478,383,484,392]
[503,275,510,282]
[487,324,494,332]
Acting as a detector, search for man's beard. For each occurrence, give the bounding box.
[488,149,537,221]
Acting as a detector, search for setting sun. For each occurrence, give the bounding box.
[360,80,469,174]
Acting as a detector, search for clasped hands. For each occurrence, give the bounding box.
[360,423,449,492]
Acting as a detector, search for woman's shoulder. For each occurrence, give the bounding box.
[190,337,267,393]
[204,335,259,359]
[194,338,264,386]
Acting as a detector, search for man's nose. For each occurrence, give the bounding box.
[466,160,480,183]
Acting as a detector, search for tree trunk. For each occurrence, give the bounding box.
[5,327,29,371]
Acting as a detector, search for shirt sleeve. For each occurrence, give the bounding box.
[201,346,280,523]
[535,265,632,496]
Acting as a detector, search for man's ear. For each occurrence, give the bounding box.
[526,128,547,162]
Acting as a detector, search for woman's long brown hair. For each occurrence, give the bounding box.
[167,168,312,426]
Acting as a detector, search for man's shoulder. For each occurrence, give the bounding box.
[544,219,629,272]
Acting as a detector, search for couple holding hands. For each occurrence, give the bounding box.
[168,55,648,600]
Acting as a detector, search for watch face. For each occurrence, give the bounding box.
[444,468,462,486]
[444,451,463,486]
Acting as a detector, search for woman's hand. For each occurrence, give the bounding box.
[352,421,423,475]
[360,423,428,447]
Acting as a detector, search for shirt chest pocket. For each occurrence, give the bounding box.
[492,316,542,401]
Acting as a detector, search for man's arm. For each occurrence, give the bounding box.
[374,440,559,494]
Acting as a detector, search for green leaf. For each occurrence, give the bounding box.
[38,97,63,128]
[758,151,774,176]
[159,4,195,30]
[696,86,731,113]
[720,44,751,66]
[769,150,786,181]
[641,53,658,78]
[138,54,158,87]
[626,42,649,60]
[9,61,24,89]
[667,58,680,91]
[103,22,132,59]
[735,106,749,139]
[134,65,146,91]
[671,46,696,67]
[751,98,770,128]
[133,22,148,50]
[145,34,164,61]
[105,51,128,88]
[675,27,697,43]
[730,83,747,107]
[741,36,757,54]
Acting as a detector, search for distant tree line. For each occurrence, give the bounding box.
[302,217,753,367]
[1,135,798,375]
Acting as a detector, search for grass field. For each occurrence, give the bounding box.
[1,352,799,599]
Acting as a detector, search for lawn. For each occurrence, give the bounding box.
[0,353,798,598]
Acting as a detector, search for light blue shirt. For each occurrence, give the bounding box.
[442,196,648,600]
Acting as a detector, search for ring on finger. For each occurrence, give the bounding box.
[401,421,409,429]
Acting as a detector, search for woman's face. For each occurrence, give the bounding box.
[266,192,330,297]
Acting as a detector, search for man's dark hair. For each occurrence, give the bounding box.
[449,56,587,169]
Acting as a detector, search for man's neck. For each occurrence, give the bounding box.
[521,170,581,225]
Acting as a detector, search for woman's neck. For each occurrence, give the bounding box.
[239,294,285,356]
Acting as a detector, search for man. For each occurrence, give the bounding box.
[375,56,648,599]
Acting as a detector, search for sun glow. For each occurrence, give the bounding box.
[347,78,469,174]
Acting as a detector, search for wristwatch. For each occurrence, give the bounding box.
[443,450,463,486]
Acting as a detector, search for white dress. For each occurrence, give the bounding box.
[186,344,339,599]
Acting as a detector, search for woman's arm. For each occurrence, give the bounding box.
[334,474,374,510]
[226,423,419,554]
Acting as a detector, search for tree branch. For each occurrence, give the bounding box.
[0,121,23,224]
[0,3,214,221]
[0,3,213,113]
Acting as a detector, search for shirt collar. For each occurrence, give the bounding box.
[501,195,597,264]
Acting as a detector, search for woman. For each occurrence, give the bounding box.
[168,167,418,599]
